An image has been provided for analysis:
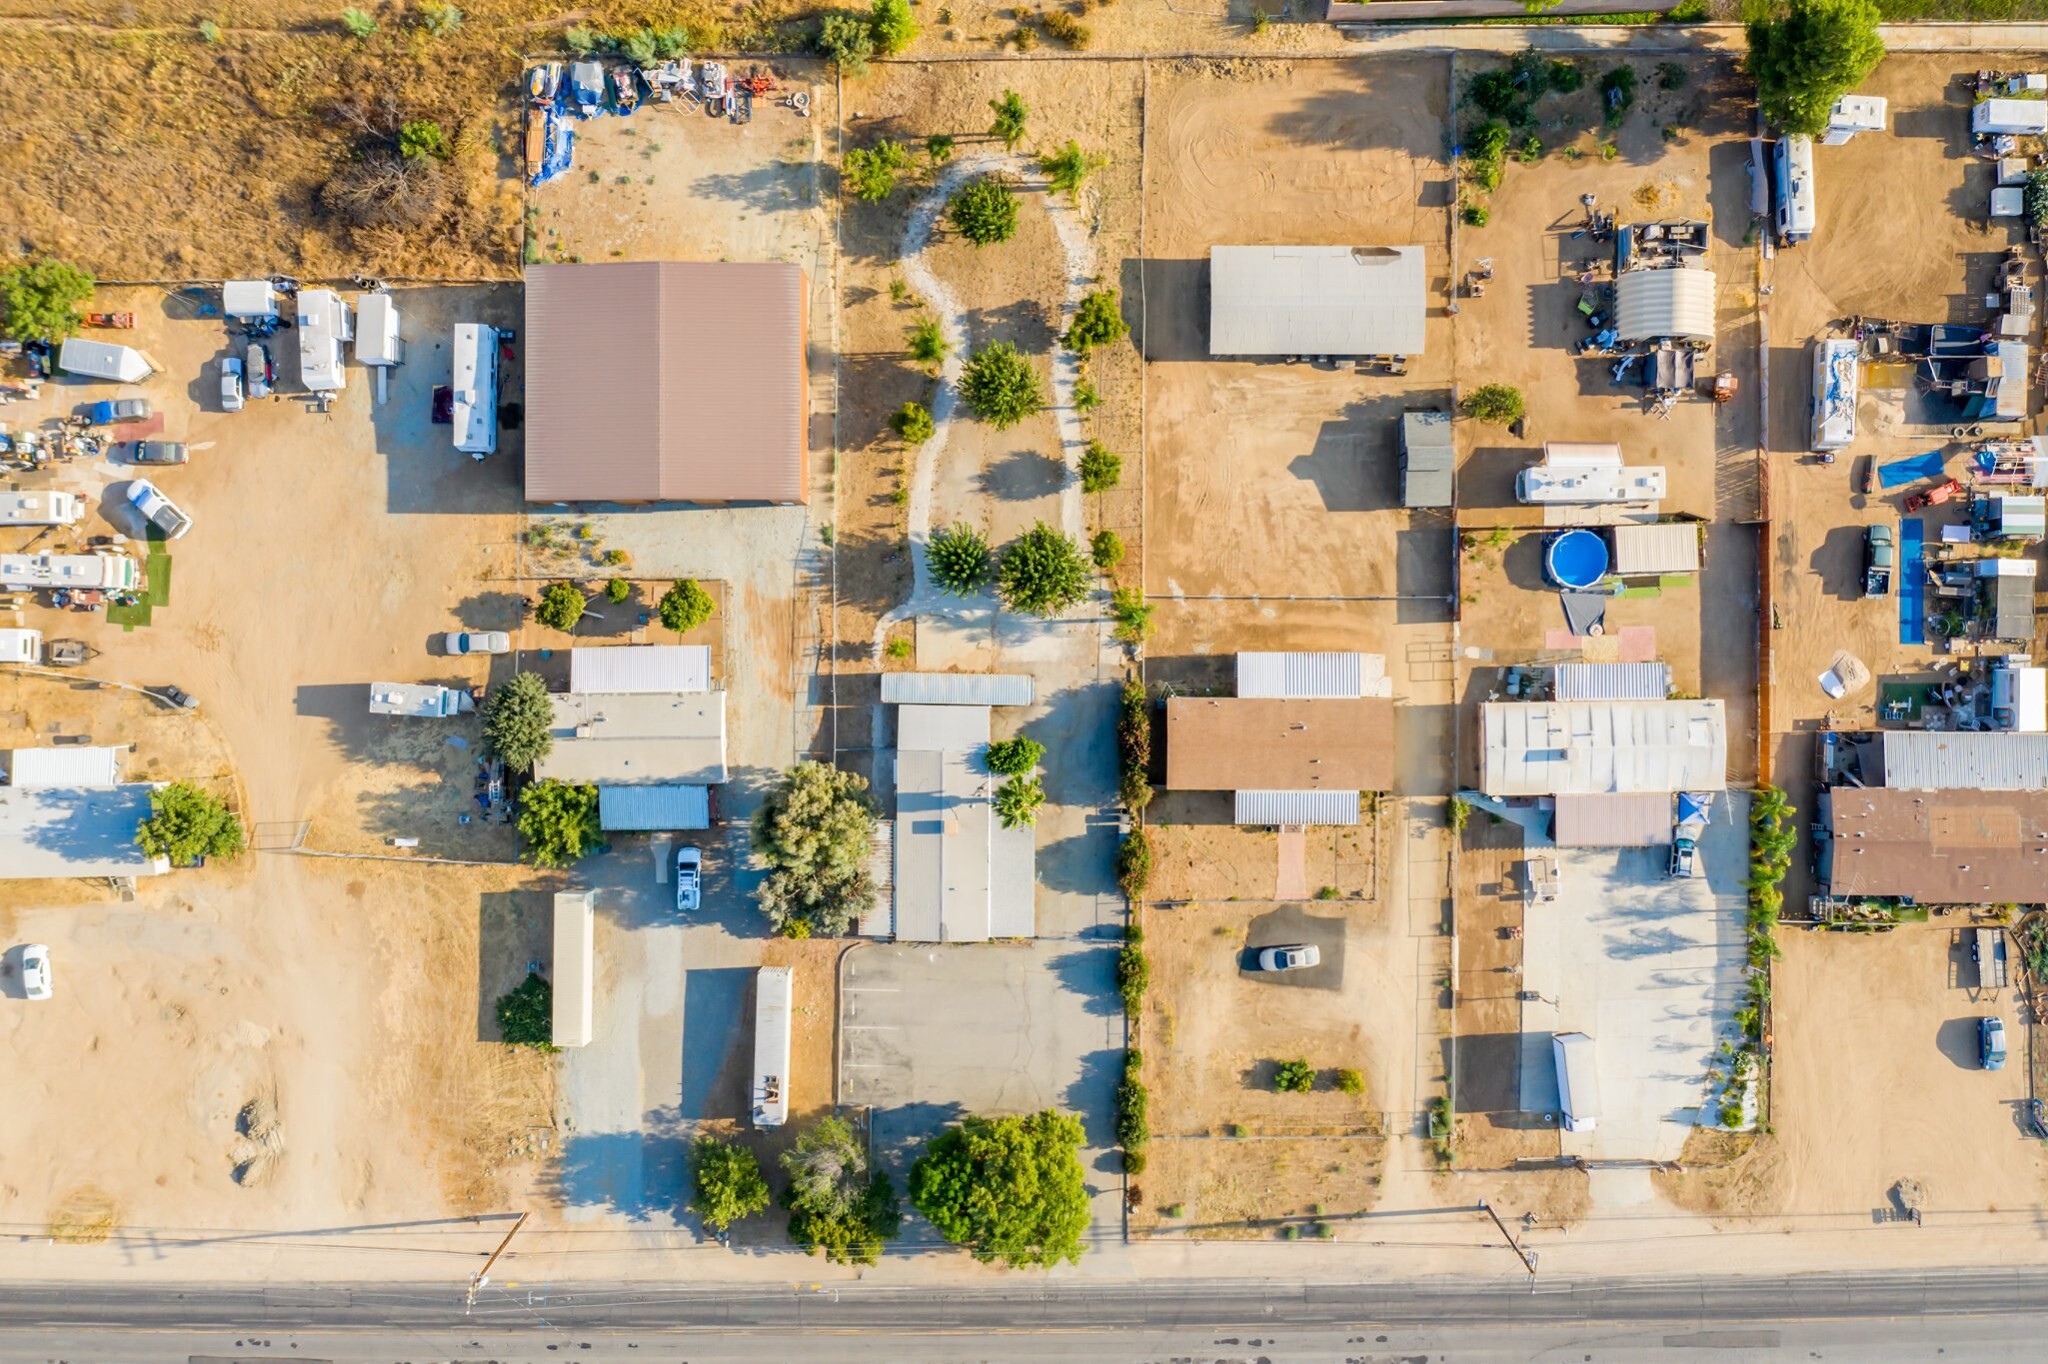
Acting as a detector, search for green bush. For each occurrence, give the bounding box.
[1116,828,1152,901]
[926,133,955,163]
[1656,60,1686,90]
[989,89,1028,148]
[986,736,1045,776]
[1116,1050,1150,1148]
[1065,289,1128,353]
[961,342,1042,428]
[1462,204,1489,228]
[1078,440,1122,494]
[1548,58,1584,93]
[494,971,555,1050]
[1090,529,1125,571]
[536,581,586,632]
[399,119,448,162]
[605,577,631,604]
[564,22,598,53]
[1746,0,1885,137]
[1273,1059,1314,1094]
[927,523,994,596]
[658,578,716,634]
[340,6,377,38]
[197,17,222,40]
[1447,796,1471,833]
[1460,384,1524,426]
[1335,1067,1365,1095]
[997,521,1090,617]
[1123,1147,1146,1175]
[816,11,876,73]
[692,1135,771,1233]
[1466,120,1510,194]
[948,175,1020,247]
[517,780,606,868]
[1110,587,1154,645]
[907,317,949,368]
[1599,65,1636,125]
[1117,940,1150,1015]
[871,0,918,52]
[993,775,1046,829]
[891,400,935,444]
[844,141,912,202]
[1040,139,1099,196]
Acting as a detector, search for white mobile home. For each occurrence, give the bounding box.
[1773,135,1817,244]
[1975,98,2048,136]
[452,323,500,459]
[221,279,280,321]
[1552,1032,1602,1133]
[1811,338,1859,452]
[56,339,158,384]
[0,490,84,527]
[297,289,353,393]
[752,966,793,1128]
[551,890,595,1048]
[355,292,404,367]
[367,682,474,718]
[0,552,141,592]
[1515,443,1666,506]
[0,628,41,665]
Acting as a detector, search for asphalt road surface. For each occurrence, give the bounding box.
[2,1268,2047,1360]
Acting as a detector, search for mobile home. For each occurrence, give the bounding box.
[1811,338,1859,452]
[0,491,84,527]
[56,339,158,384]
[297,288,353,393]
[452,323,500,458]
[356,292,404,367]
[0,552,141,592]
[1773,135,1817,245]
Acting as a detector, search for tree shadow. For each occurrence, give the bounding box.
[976,447,1068,502]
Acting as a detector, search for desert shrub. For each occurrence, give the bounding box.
[605,577,631,604]
[398,119,448,162]
[1065,289,1128,353]
[1273,1059,1314,1094]
[927,523,994,596]
[340,6,377,38]
[891,400,935,443]
[1110,587,1154,645]
[1548,58,1584,92]
[1335,1068,1365,1095]
[1462,204,1489,227]
[989,89,1028,147]
[960,342,1042,427]
[198,18,222,40]
[997,521,1090,617]
[1599,65,1637,125]
[415,2,464,34]
[1040,9,1090,46]
[844,141,912,201]
[564,22,597,53]
[947,175,1020,247]
[871,0,918,52]
[1090,529,1125,571]
[1656,60,1687,90]
[907,317,948,367]
[817,11,876,73]
[926,133,955,163]
[1466,119,1510,193]
[321,152,452,232]
[1079,441,1122,493]
[0,259,94,343]
[1460,383,1524,426]
[1040,139,1099,197]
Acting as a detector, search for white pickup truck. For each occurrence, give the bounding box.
[126,479,193,541]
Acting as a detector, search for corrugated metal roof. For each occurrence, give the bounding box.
[1480,699,1727,796]
[892,746,994,943]
[1401,411,1454,508]
[536,692,727,785]
[1237,651,1385,699]
[6,746,122,789]
[1209,246,1426,356]
[897,704,991,753]
[0,783,168,880]
[1880,731,2048,790]
[1553,663,1672,702]
[571,645,711,695]
[598,784,710,830]
[880,672,1035,706]
[525,262,808,503]
[551,891,594,1048]
[1234,789,1362,825]
[1615,266,1716,344]
[1609,522,1700,576]
[1553,793,1674,846]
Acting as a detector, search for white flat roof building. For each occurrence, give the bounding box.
[0,783,169,880]
[5,745,122,789]
[569,645,711,695]
[297,288,353,393]
[356,292,403,367]
[1823,94,1888,144]
[0,491,84,527]
[1481,698,1728,797]
[536,691,728,786]
[453,323,500,458]
[1516,444,1666,505]
[368,682,474,718]
[1209,245,1427,357]
[892,702,1036,942]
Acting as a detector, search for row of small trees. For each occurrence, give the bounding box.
[532,576,714,635]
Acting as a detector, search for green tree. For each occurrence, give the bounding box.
[536,581,586,631]
[340,6,377,37]
[909,1110,1089,1268]
[658,578,717,634]
[692,1136,771,1234]
[927,523,994,596]
[947,175,1020,247]
[134,782,244,867]
[907,316,949,368]
[516,779,606,868]
[1117,933,1150,1014]
[0,259,95,343]
[1090,529,1125,571]
[1078,441,1122,493]
[1274,1059,1314,1093]
[1109,586,1155,645]
[605,577,631,604]
[1746,0,1884,136]
[1460,383,1524,426]
[870,0,918,53]
[1116,1050,1149,1149]
[399,119,448,162]
[817,11,876,74]
[480,671,555,773]
[891,400,935,443]
[844,139,912,202]
[1116,827,1151,899]
[1038,140,1100,197]
[416,1,464,34]
[989,89,1029,148]
[994,775,1046,829]
[1064,288,1127,354]
[494,971,555,1049]
[986,736,1045,776]
[960,342,1042,427]
[617,26,659,63]
[926,132,956,163]
[752,762,879,937]
[997,521,1090,617]
[784,1114,901,1264]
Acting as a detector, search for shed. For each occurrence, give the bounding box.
[452,323,499,457]
[56,339,157,384]
[1975,99,2048,136]
[570,645,711,695]
[598,784,711,831]
[1609,522,1701,576]
[1614,267,1717,344]
[5,745,122,789]
[1552,662,1672,702]
[221,279,279,320]
[1994,186,2027,218]
[1208,246,1427,357]
[1237,651,1388,699]
[355,293,403,367]
[1982,566,2038,643]
[1233,789,1362,826]
[880,672,1035,706]
[1553,792,1674,847]
[1399,410,1454,509]
[551,891,595,1049]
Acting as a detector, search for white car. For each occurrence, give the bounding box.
[220,355,244,412]
[1256,943,1320,972]
[19,944,51,1001]
[444,631,511,656]
[675,846,703,913]
[127,478,193,540]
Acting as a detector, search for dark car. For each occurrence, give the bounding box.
[150,685,200,711]
[123,440,189,466]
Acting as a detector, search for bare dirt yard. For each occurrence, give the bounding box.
[1147,821,1377,904]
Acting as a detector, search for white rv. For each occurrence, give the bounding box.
[221,279,280,321]
[368,682,475,718]
[1774,135,1816,245]
[1975,99,2048,137]
[0,552,142,592]
[356,292,403,367]
[752,966,793,1128]
[0,491,85,527]
[1822,95,1887,145]
[1553,1032,1602,1134]
[452,323,500,459]
[1515,443,1667,505]
[1811,338,1858,452]
[56,339,159,384]
[297,289,354,393]
[552,890,596,1048]
[0,628,41,665]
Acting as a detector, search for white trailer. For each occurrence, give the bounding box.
[297,289,353,393]
[56,339,159,383]
[1822,94,1887,145]
[0,552,141,591]
[452,323,500,459]
[356,292,404,367]
[1811,338,1859,452]
[0,628,41,665]
[0,491,85,527]
[1552,1031,1602,1133]
[1516,443,1666,505]
[551,890,595,1048]
[1992,656,2048,733]
[752,966,793,1128]
[222,279,280,321]
[1975,99,2048,136]
[367,681,475,717]
[1773,135,1817,245]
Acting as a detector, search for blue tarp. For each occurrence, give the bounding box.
[1879,450,1946,490]
[1900,517,1926,645]
[529,110,574,187]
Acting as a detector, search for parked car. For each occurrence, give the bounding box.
[87,398,151,425]
[675,846,703,913]
[1255,944,1320,972]
[123,440,188,466]
[1668,834,1699,879]
[444,630,511,656]
[1981,1016,2008,1070]
[245,343,273,399]
[127,479,193,540]
[1863,523,1895,598]
[219,355,244,412]
[150,685,199,711]
[19,944,51,1001]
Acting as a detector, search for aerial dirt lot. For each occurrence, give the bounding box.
[1143,55,1454,604]
[1665,927,2043,1222]
[1146,822,1376,904]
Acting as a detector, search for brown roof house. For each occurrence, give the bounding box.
[1816,787,2048,905]
[1164,653,1395,825]
[524,262,809,504]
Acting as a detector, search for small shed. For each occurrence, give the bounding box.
[1614,267,1716,345]
[222,279,279,321]
[1994,187,2027,219]
[1978,557,2039,642]
[1237,651,1388,699]
[355,293,403,367]
[1399,410,1454,509]
[1609,522,1701,577]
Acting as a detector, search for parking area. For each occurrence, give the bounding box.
[1517,798,1749,1164]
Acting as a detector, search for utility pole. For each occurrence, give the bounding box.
[466,1211,529,1308]
[1476,1199,1537,1277]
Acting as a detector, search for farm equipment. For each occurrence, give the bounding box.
[84,312,136,329]
[1904,478,1963,513]
[1703,371,1738,403]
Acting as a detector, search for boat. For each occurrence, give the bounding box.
[527,62,562,105]
[612,65,639,114]
[569,61,604,116]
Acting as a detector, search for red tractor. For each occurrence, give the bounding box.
[1904,477,1963,513]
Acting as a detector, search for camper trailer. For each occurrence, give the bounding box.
[1975,99,2048,137]
[56,339,159,384]
[0,552,142,592]
[452,323,500,459]
[1515,443,1667,506]
[355,293,403,367]
[0,491,84,528]
[752,967,793,1128]
[1811,338,1858,452]
[222,279,280,321]
[1822,95,1887,145]
[1774,135,1817,245]
[1553,1032,1602,1134]
[0,628,41,666]
[297,289,353,393]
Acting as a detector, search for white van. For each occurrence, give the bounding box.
[1774,135,1816,245]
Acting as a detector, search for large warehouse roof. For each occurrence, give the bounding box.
[1480,699,1727,797]
[1209,246,1426,356]
[1166,697,1395,793]
[1821,787,2048,903]
[525,262,808,504]
[1614,267,1717,344]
